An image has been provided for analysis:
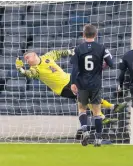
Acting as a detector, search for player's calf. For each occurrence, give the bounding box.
[78,102,88,131]
[77,102,91,146]
[92,104,103,147]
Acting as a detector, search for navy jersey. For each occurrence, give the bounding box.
[119,50,133,87]
[71,41,113,89]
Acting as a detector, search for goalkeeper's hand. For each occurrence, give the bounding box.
[68,49,75,56]
[15,58,24,69]
[15,58,25,74]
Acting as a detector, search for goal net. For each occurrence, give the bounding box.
[0,1,132,144]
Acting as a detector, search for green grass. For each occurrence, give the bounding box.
[0,144,132,166]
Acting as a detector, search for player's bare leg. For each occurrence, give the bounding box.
[92,104,102,147]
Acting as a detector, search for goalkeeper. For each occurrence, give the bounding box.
[15,50,126,125]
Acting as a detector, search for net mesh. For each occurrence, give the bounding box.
[0,1,131,143]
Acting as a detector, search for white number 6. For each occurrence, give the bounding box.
[85,55,94,71]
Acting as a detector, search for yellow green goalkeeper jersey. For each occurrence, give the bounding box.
[24,50,70,95]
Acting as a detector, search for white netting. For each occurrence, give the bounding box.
[0,1,131,143]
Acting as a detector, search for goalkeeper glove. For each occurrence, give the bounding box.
[15,58,24,69]
[15,58,25,74]
[68,49,75,56]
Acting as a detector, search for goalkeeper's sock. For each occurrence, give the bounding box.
[79,112,87,131]
[94,116,103,137]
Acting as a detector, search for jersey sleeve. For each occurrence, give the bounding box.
[119,57,127,71]
[24,67,39,79]
[103,48,113,68]
[44,50,70,61]
[118,56,127,87]
[71,48,79,84]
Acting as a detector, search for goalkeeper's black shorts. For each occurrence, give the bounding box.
[60,82,76,99]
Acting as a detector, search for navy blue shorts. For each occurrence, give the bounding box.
[78,88,101,105]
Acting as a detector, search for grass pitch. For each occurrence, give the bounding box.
[0,144,132,166]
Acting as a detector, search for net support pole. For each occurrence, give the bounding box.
[130,2,133,145]
[130,106,133,145]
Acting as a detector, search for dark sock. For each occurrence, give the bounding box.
[87,125,95,131]
[79,113,87,126]
[95,116,103,137]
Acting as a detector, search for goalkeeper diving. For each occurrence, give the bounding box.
[15,50,126,127]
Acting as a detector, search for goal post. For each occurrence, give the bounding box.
[0,1,132,144]
[129,2,133,145]
[130,107,133,145]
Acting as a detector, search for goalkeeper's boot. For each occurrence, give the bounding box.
[113,102,127,113]
[94,133,102,147]
[102,118,118,125]
[81,131,90,146]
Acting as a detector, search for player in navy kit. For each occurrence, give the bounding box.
[118,50,133,106]
[71,24,113,146]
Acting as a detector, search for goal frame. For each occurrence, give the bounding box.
[129,2,133,145]
[0,0,132,144]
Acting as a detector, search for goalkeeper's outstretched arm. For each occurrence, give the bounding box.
[45,49,74,61]
[15,58,39,79]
